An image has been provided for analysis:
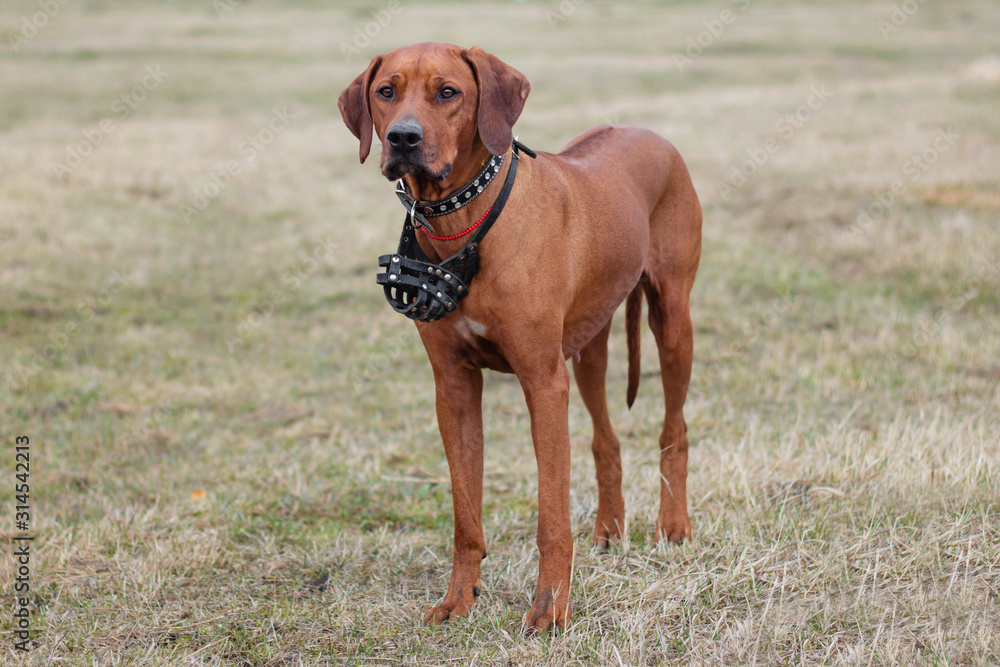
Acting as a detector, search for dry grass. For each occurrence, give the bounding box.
[1,0,999,664]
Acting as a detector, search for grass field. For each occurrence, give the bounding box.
[2,0,999,664]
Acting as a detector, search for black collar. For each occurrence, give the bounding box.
[376,139,535,322]
[394,153,505,234]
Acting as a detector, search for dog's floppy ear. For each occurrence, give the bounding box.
[338,55,383,163]
[463,47,531,156]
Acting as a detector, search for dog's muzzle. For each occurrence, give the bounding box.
[377,243,478,322]
[375,140,533,323]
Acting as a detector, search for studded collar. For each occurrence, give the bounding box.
[375,139,535,322]
[393,152,505,235]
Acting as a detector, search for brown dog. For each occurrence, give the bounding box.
[339,43,701,633]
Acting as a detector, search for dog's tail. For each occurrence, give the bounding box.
[625,283,643,409]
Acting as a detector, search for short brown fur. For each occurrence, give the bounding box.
[339,43,702,634]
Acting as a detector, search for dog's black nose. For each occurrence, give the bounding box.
[386,120,423,151]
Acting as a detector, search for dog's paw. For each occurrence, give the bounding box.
[655,514,693,544]
[592,517,623,551]
[424,600,473,625]
[423,583,480,626]
[523,590,570,636]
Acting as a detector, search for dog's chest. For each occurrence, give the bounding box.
[454,316,489,341]
[445,316,514,372]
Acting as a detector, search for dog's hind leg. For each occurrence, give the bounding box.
[643,276,695,543]
[643,148,702,544]
[571,317,626,549]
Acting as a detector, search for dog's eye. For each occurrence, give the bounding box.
[439,87,458,100]
[377,86,394,100]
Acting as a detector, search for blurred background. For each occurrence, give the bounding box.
[1,1,998,664]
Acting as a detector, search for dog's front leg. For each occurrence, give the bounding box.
[423,361,486,625]
[516,347,573,634]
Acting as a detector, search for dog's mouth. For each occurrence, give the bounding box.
[382,155,451,182]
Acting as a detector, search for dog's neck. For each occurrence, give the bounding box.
[402,137,495,201]
[402,140,514,261]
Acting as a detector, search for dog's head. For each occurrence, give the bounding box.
[338,43,530,182]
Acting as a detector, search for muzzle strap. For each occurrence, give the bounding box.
[376,253,469,320]
[376,141,531,322]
